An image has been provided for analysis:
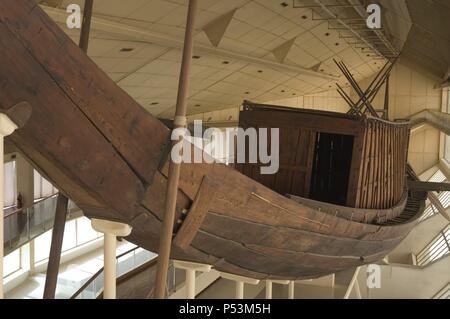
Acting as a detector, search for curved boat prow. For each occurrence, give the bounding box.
[0,0,427,280]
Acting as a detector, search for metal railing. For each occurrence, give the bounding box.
[421,169,450,221]
[416,224,450,266]
[3,194,78,256]
[4,194,57,255]
[70,246,161,299]
[433,282,450,299]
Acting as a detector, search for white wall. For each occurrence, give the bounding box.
[356,257,450,299]
[266,88,350,113]
[187,87,351,125]
[353,63,442,174]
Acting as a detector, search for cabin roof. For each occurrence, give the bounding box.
[242,100,410,127]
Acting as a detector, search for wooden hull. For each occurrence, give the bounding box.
[130,160,425,280]
[0,0,426,280]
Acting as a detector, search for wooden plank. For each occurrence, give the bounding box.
[303,131,316,197]
[393,128,398,203]
[382,125,387,208]
[365,125,371,204]
[346,127,365,207]
[358,129,370,208]
[2,101,32,128]
[387,126,391,206]
[366,122,376,208]
[43,194,68,299]
[45,3,91,298]
[237,115,317,198]
[377,123,382,207]
[374,122,380,208]
[240,109,365,137]
[381,125,386,208]
[201,211,405,257]
[408,181,450,192]
[0,2,159,220]
[387,125,391,207]
[427,192,450,222]
[173,176,218,249]
[193,231,352,278]
[289,191,407,224]
[0,0,170,184]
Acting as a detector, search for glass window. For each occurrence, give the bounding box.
[34,229,52,263]
[3,249,21,278]
[34,170,58,200]
[76,217,99,245]
[33,216,102,265]
[62,220,77,252]
[4,161,16,208]
[445,90,450,161]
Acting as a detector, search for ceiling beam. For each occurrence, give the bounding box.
[427,192,450,223]
[312,0,385,58]
[41,6,338,81]
[346,0,398,57]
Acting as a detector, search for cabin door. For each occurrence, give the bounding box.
[309,132,354,206]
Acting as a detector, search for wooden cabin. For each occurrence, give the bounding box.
[236,102,411,210]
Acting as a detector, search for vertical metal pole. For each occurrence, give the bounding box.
[153,0,198,299]
[383,74,390,120]
[79,0,94,53]
[43,194,68,299]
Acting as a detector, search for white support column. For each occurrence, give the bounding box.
[29,240,35,274]
[354,278,362,299]
[104,232,116,299]
[0,114,18,299]
[91,219,132,299]
[220,272,260,299]
[265,280,272,299]
[288,281,295,299]
[344,267,361,299]
[236,281,244,299]
[265,279,290,299]
[173,260,211,299]
[186,268,196,299]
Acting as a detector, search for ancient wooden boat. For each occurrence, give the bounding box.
[0,0,426,280]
